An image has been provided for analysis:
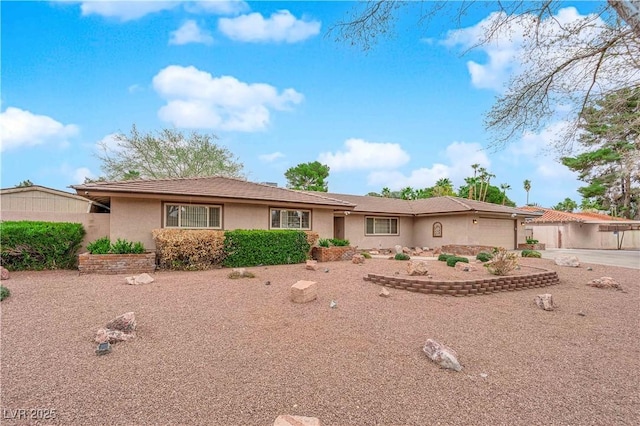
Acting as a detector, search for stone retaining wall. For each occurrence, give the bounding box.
[78,252,156,275]
[311,246,357,262]
[364,267,559,296]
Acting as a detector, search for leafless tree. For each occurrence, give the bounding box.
[329,1,640,153]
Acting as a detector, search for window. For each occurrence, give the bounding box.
[165,204,221,229]
[270,209,310,230]
[433,222,442,238]
[366,217,398,235]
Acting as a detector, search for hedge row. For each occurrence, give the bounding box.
[0,221,85,270]
[152,229,319,270]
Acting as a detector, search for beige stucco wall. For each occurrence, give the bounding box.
[0,211,110,251]
[413,215,525,250]
[343,215,414,249]
[530,223,640,249]
[110,198,161,250]
[312,209,334,239]
[1,190,91,213]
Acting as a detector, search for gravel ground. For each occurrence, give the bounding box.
[1,257,639,425]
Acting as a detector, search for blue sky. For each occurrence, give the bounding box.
[1,0,604,207]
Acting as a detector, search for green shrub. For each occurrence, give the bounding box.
[86,237,145,255]
[318,238,331,248]
[223,230,310,267]
[0,221,85,270]
[446,256,469,267]
[394,253,410,260]
[526,238,539,244]
[361,252,372,259]
[329,238,350,247]
[0,286,10,301]
[87,236,111,254]
[521,249,542,258]
[438,253,453,262]
[476,251,494,262]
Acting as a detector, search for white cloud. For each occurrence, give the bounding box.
[259,152,285,163]
[366,142,491,190]
[152,65,303,131]
[443,7,624,93]
[219,10,320,43]
[0,107,79,152]
[318,138,410,172]
[185,0,249,15]
[72,167,95,183]
[169,20,214,45]
[95,133,122,152]
[79,0,180,21]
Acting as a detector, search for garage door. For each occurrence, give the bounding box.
[478,218,515,249]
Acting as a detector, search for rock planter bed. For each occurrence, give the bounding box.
[364,266,559,296]
[311,246,357,262]
[517,243,546,250]
[78,252,156,275]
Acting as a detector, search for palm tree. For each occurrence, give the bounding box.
[381,187,391,198]
[433,178,455,196]
[523,179,532,205]
[500,183,511,205]
[470,164,480,200]
[482,172,496,202]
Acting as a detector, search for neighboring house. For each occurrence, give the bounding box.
[0,185,110,249]
[520,206,640,250]
[71,176,536,251]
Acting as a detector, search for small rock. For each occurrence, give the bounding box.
[95,328,136,344]
[290,280,318,303]
[480,373,488,378]
[232,268,247,276]
[535,294,556,311]
[95,341,112,356]
[587,267,593,271]
[352,254,365,264]
[105,312,136,332]
[394,245,403,254]
[125,273,154,285]
[329,300,337,309]
[454,262,477,272]
[324,268,329,273]
[379,288,391,298]
[423,339,462,372]
[273,415,321,426]
[0,266,9,280]
[587,276,622,290]
[265,281,271,286]
[577,311,586,316]
[305,260,319,271]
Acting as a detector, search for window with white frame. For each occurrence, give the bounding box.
[270,209,311,230]
[365,217,398,235]
[165,204,221,229]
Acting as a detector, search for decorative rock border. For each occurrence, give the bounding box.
[364,266,559,296]
[311,246,357,262]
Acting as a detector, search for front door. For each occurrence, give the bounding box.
[334,216,345,240]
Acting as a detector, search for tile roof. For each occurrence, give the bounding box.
[519,206,637,223]
[72,176,355,208]
[320,193,537,216]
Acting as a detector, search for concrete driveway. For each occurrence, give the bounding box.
[539,248,640,269]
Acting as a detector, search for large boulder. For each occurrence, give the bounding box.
[125,273,155,285]
[273,415,321,426]
[290,280,318,303]
[554,256,580,267]
[407,260,429,276]
[535,294,556,311]
[455,262,477,272]
[588,277,622,290]
[423,339,463,372]
[105,312,137,333]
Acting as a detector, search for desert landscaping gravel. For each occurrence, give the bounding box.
[1,257,639,425]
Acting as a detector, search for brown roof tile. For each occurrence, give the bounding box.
[72,177,355,208]
[519,206,636,223]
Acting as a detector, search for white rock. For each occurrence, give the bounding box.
[554,256,580,267]
[535,294,556,311]
[423,339,463,372]
[379,287,391,298]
